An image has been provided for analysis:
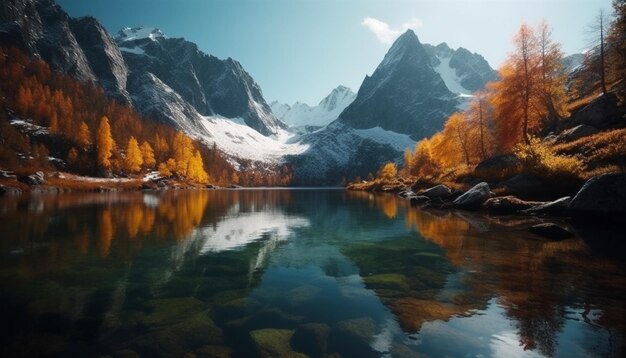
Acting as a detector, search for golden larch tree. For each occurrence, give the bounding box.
[379,162,398,180]
[77,121,92,149]
[140,141,156,169]
[125,136,143,173]
[97,116,115,172]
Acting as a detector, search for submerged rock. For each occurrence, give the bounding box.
[482,196,542,214]
[290,323,331,357]
[250,329,306,358]
[334,317,376,342]
[363,273,410,292]
[529,223,575,240]
[421,184,452,199]
[453,182,491,210]
[567,173,626,222]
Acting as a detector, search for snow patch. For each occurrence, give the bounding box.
[198,116,309,163]
[433,56,472,96]
[119,46,145,55]
[117,27,165,42]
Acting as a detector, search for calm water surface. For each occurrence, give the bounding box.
[0,189,625,357]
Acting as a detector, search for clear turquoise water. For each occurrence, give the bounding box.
[0,189,624,357]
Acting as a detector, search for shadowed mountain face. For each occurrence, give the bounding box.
[338,30,458,137]
[0,0,283,136]
[116,28,285,136]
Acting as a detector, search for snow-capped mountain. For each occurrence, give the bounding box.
[288,30,497,184]
[338,30,458,136]
[270,85,356,132]
[115,27,285,136]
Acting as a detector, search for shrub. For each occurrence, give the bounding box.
[514,137,584,185]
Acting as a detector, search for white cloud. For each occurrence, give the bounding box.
[361,17,423,45]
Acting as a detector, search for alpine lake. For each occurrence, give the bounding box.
[1,189,624,357]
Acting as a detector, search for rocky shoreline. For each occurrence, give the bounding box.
[391,172,626,239]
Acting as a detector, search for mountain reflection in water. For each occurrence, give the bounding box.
[0,189,624,357]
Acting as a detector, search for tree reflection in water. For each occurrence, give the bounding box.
[349,191,626,356]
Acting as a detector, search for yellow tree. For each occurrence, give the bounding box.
[97,116,115,172]
[187,150,209,183]
[77,121,92,149]
[173,131,194,177]
[379,162,398,180]
[140,141,156,169]
[490,23,542,149]
[125,136,143,173]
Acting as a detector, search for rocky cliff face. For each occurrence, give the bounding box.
[116,27,284,136]
[69,16,131,104]
[0,0,96,82]
[338,30,458,137]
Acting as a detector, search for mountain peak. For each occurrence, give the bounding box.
[116,27,165,42]
[377,29,426,69]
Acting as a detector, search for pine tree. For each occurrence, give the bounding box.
[97,116,115,173]
[125,136,143,173]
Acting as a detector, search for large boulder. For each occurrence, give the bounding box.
[453,182,491,210]
[567,173,626,221]
[420,184,451,199]
[554,124,598,143]
[500,174,553,200]
[474,154,522,180]
[482,196,542,214]
[523,196,572,216]
[22,171,45,186]
[563,92,623,130]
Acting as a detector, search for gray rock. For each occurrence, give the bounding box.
[564,93,622,130]
[474,154,522,179]
[453,182,491,210]
[567,173,626,221]
[421,184,451,199]
[555,124,598,143]
[529,223,574,240]
[482,196,542,214]
[501,174,551,199]
[23,171,45,186]
[398,190,416,198]
[523,196,572,216]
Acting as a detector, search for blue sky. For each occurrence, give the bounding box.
[57,0,613,105]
